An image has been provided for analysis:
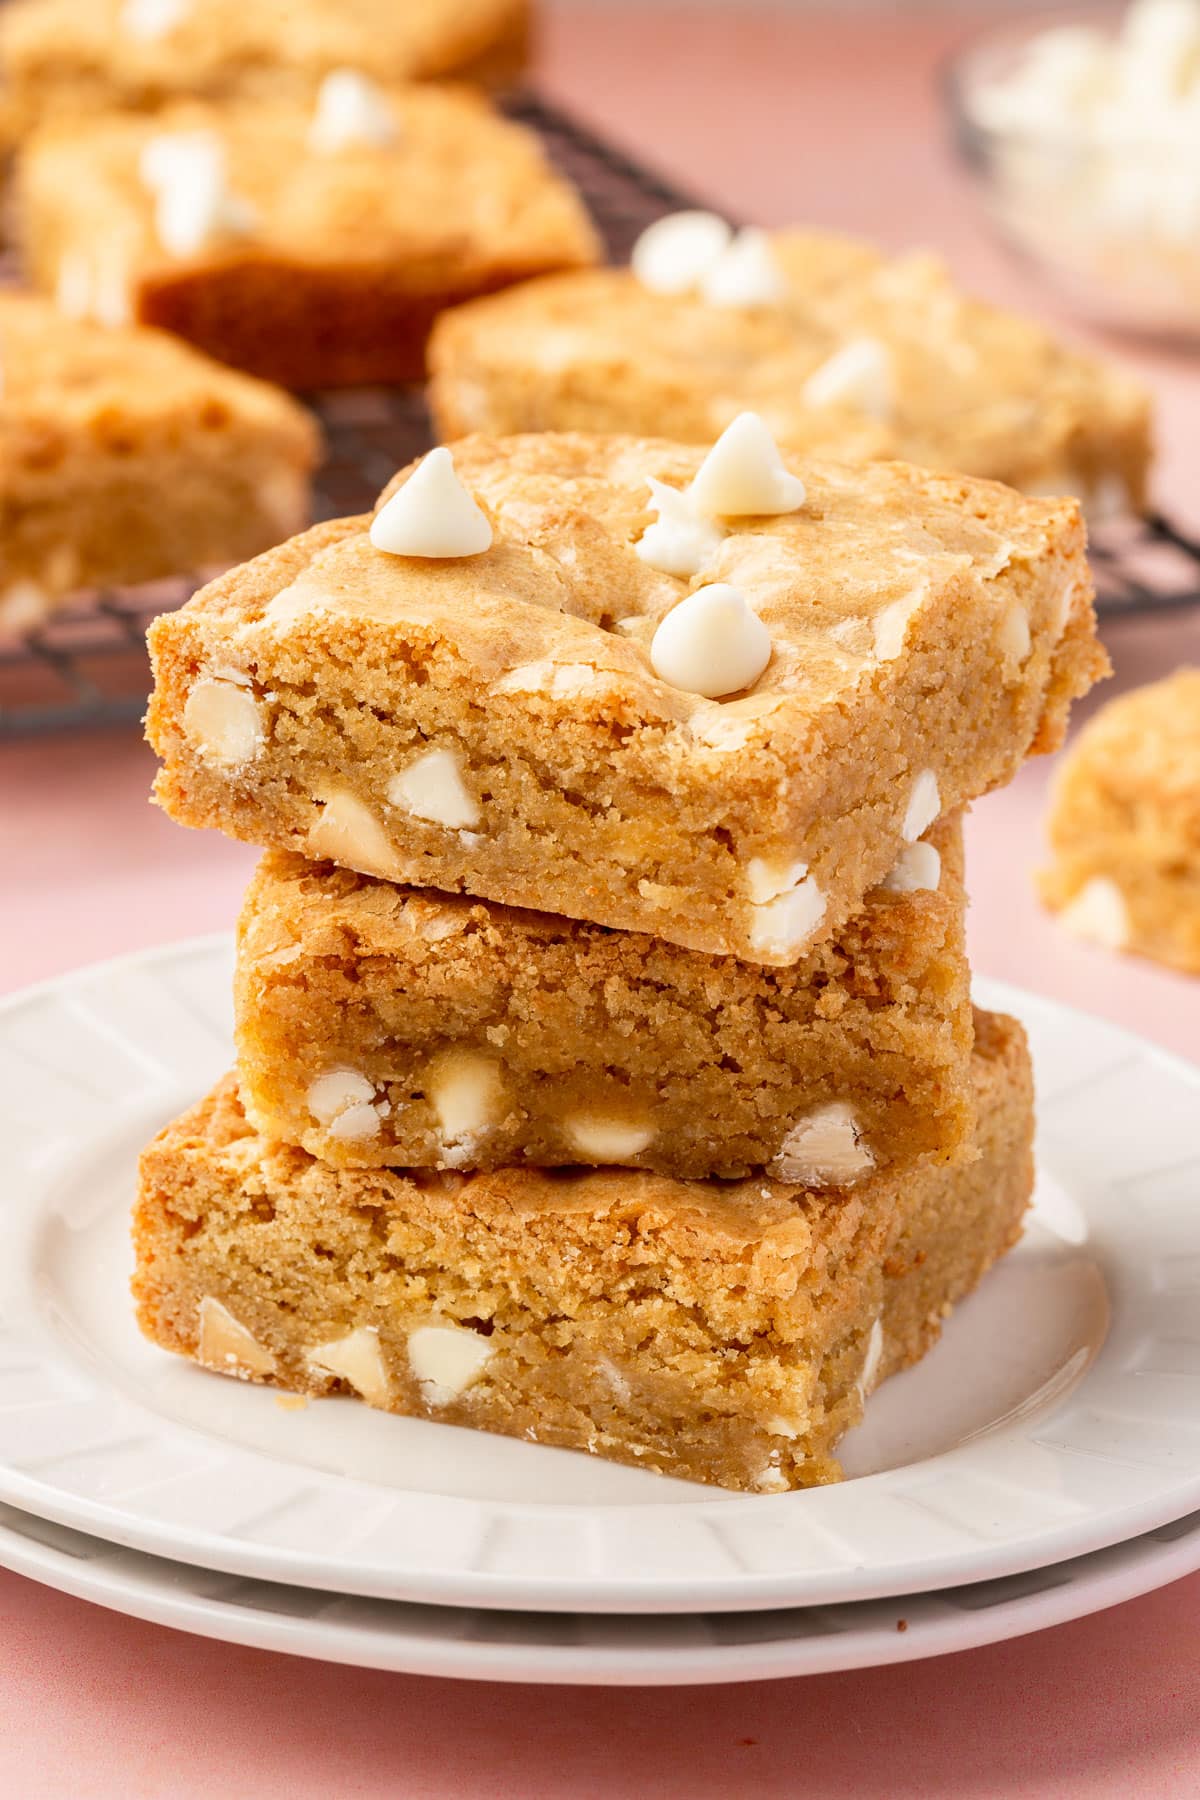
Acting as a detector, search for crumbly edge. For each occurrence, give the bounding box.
[132,1012,1033,1493]
[233,817,973,1177]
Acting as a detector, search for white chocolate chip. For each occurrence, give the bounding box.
[408,1323,495,1406]
[386,747,479,829]
[747,876,826,959]
[902,769,941,842]
[182,676,263,766]
[873,586,925,661]
[120,0,188,38]
[879,840,941,894]
[563,1114,655,1162]
[999,600,1032,670]
[493,660,602,696]
[650,584,772,699]
[429,1052,504,1148]
[634,478,725,579]
[746,856,809,905]
[197,1297,276,1378]
[306,1067,377,1125]
[630,210,732,295]
[858,1316,885,1401]
[307,787,402,878]
[700,227,789,307]
[802,337,893,420]
[753,1464,791,1494]
[1059,876,1131,949]
[142,133,255,257]
[770,1103,876,1186]
[688,413,806,518]
[308,69,398,152]
[308,1326,392,1407]
[370,448,492,558]
[328,1102,382,1142]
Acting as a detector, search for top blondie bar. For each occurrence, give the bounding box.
[0,0,529,144]
[147,424,1105,963]
[429,217,1152,515]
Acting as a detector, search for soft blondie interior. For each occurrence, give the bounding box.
[1039,669,1200,974]
[133,1010,1033,1494]
[148,434,1105,963]
[428,239,1152,511]
[235,815,972,1179]
[15,87,599,387]
[0,0,530,145]
[0,292,318,633]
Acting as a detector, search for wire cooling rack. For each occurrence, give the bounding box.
[2,92,1198,736]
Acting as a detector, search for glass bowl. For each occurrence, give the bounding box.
[946,3,1200,340]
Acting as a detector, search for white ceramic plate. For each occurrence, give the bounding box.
[1,939,1199,1616]
[1,1498,1198,1685]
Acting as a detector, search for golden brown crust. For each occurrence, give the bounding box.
[132,1012,1034,1492]
[428,243,1152,508]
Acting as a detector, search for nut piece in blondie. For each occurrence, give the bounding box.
[15,84,599,387]
[148,430,1106,963]
[0,291,318,635]
[1039,669,1200,975]
[429,222,1151,512]
[0,0,530,146]
[235,815,972,1179]
[133,1011,1034,1494]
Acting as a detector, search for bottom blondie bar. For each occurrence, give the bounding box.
[133,1012,1033,1493]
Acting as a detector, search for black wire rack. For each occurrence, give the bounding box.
[2,91,1198,737]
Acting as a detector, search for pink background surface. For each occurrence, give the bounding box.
[2,7,1199,1794]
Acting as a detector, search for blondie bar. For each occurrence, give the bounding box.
[0,291,318,634]
[147,430,1104,963]
[428,221,1152,513]
[15,84,598,388]
[235,815,971,1180]
[1039,669,1200,975]
[0,0,530,146]
[133,1011,1033,1494]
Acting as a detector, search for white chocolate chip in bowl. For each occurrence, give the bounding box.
[387,747,479,829]
[306,1067,383,1141]
[650,584,772,699]
[630,210,732,295]
[308,69,398,152]
[878,839,941,894]
[1058,876,1131,950]
[634,478,726,579]
[308,1326,392,1408]
[307,787,403,879]
[408,1323,495,1406]
[802,337,893,420]
[902,769,941,843]
[182,675,263,766]
[688,413,806,518]
[700,227,789,308]
[370,448,492,558]
[770,1103,876,1186]
[428,1052,504,1160]
[197,1297,276,1378]
[563,1114,655,1163]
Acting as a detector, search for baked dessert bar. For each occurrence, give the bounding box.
[234,815,972,1180]
[0,291,318,635]
[147,429,1105,963]
[1039,668,1200,975]
[0,0,530,147]
[132,1010,1034,1494]
[15,84,599,388]
[428,218,1152,513]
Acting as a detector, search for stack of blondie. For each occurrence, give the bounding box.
[134,417,1105,1491]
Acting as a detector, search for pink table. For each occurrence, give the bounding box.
[2,8,1198,1793]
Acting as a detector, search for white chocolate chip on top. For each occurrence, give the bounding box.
[650,584,772,699]
[141,132,256,257]
[902,769,941,843]
[630,210,732,295]
[688,412,806,518]
[308,69,398,152]
[879,840,942,894]
[182,676,263,766]
[387,747,479,829]
[770,1103,876,1186]
[197,1297,276,1378]
[1058,876,1131,950]
[634,478,726,579]
[408,1323,495,1406]
[429,1052,504,1156]
[701,227,789,307]
[306,1068,382,1141]
[563,1114,655,1162]
[370,448,492,558]
[308,1326,392,1407]
[802,337,893,420]
[307,787,403,878]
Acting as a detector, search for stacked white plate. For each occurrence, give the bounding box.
[1,938,1199,1685]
